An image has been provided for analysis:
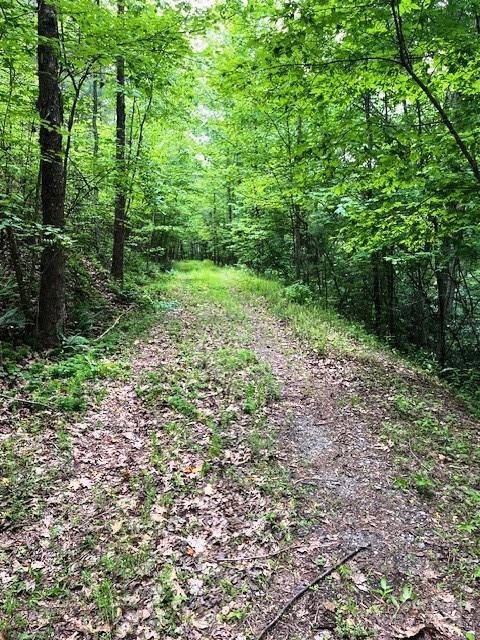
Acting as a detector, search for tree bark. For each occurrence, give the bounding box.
[37,0,66,347]
[435,266,448,369]
[293,204,302,281]
[386,259,395,338]
[364,92,382,335]
[435,254,457,368]
[372,254,382,335]
[111,0,126,281]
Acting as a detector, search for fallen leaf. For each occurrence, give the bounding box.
[395,618,463,640]
[188,577,204,595]
[111,520,123,534]
[351,571,368,591]
[183,464,202,475]
[395,624,429,639]
[437,592,455,603]
[150,505,166,523]
[204,483,214,495]
[186,536,207,554]
[191,617,210,630]
[424,568,440,580]
[115,622,132,639]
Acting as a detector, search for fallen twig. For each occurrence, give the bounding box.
[217,544,302,563]
[293,476,343,488]
[0,394,52,410]
[293,476,325,486]
[94,305,133,342]
[256,543,371,640]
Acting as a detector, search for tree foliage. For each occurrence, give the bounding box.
[184,0,480,377]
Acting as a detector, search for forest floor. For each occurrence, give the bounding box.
[1,262,479,640]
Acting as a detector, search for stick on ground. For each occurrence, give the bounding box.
[217,544,302,563]
[256,543,371,640]
[94,305,133,342]
[0,394,52,410]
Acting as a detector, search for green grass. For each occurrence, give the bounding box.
[191,261,479,415]
[23,354,125,412]
[169,261,370,356]
[0,437,50,529]
[156,564,187,633]
[225,265,379,355]
[384,393,480,545]
[92,577,117,627]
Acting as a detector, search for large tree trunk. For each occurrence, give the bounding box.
[111,0,126,282]
[37,0,66,347]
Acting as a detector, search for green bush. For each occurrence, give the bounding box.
[283,282,313,304]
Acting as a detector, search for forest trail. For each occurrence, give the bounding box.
[1,262,478,640]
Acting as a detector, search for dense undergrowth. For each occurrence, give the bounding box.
[0,259,172,415]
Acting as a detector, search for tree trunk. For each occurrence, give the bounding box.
[436,267,448,369]
[226,183,233,223]
[92,53,102,258]
[386,259,395,338]
[37,0,66,347]
[435,255,457,368]
[372,254,382,335]
[111,0,126,281]
[364,93,382,335]
[293,205,302,281]
[212,191,218,264]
